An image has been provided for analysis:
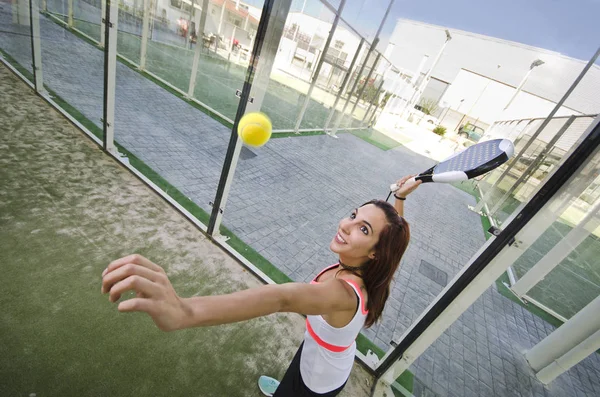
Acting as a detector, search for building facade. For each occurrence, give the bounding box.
[383,19,600,133]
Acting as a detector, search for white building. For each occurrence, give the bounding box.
[383,19,600,132]
[273,11,365,86]
[150,0,260,49]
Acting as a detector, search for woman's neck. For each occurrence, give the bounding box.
[338,257,369,272]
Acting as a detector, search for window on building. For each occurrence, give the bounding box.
[170,0,182,8]
[334,40,344,50]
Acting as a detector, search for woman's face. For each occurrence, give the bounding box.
[330,204,388,264]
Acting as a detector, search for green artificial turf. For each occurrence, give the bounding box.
[0,64,298,397]
[348,128,405,151]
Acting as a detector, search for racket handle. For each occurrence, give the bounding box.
[389,177,417,192]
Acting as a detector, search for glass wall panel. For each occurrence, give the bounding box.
[72,0,103,41]
[0,0,33,80]
[40,0,105,141]
[113,0,266,228]
[262,0,334,130]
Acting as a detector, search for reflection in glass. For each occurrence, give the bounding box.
[0,0,33,79]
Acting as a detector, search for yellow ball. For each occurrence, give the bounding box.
[237,112,272,147]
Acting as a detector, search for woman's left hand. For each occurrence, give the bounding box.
[101,254,190,331]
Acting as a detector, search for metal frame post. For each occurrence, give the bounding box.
[12,0,18,23]
[187,0,209,98]
[217,0,225,35]
[207,0,292,237]
[16,0,31,24]
[29,0,44,92]
[102,0,119,154]
[323,38,364,134]
[511,197,600,298]
[330,0,394,135]
[487,115,577,216]
[349,52,380,120]
[371,115,600,393]
[475,46,600,214]
[535,329,600,385]
[368,104,379,126]
[139,0,150,69]
[526,296,600,382]
[67,0,73,27]
[100,0,106,47]
[472,119,537,213]
[292,0,346,133]
[330,49,371,135]
[362,67,387,124]
[367,91,385,127]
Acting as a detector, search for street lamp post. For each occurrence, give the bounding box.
[504,59,544,111]
[455,64,500,132]
[405,29,452,116]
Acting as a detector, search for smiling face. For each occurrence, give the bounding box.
[329,204,389,266]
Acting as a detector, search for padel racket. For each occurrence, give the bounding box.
[390,138,514,192]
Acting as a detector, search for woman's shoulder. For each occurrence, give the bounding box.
[337,273,368,299]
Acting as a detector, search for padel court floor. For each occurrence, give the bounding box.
[0,64,373,396]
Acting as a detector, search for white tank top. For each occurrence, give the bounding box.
[300,264,369,393]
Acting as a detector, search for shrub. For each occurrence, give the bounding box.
[417,98,439,116]
[433,126,447,136]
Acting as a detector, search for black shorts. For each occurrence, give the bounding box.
[273,342,348,397]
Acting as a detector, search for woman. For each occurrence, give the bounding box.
[101,175,421,396]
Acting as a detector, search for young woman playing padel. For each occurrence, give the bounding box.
[101,175,421,396]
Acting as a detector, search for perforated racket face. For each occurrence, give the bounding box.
[434,139,509,177]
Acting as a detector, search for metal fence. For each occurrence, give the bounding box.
[474,114,598,225]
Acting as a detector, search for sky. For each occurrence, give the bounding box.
[247,0,600,61]
[381,0,600,61]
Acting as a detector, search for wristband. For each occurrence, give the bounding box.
[394,194,406,201]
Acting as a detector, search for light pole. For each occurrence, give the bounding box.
[504,58,544,111]
[405,29,452,115]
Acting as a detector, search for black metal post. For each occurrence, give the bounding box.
[102,0,112,148]
[207,0,275,235]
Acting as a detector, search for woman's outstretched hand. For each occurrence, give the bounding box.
[394,174,422,198]
[101,254,190,331]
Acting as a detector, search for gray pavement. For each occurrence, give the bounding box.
[1,7,599,397]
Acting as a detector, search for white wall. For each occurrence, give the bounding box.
[440,69,583,124]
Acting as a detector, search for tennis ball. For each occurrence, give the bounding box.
[237,112,272,147]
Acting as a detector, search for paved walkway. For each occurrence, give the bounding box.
[1,7,599,397]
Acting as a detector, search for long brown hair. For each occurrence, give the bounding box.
[349,199,410,328]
